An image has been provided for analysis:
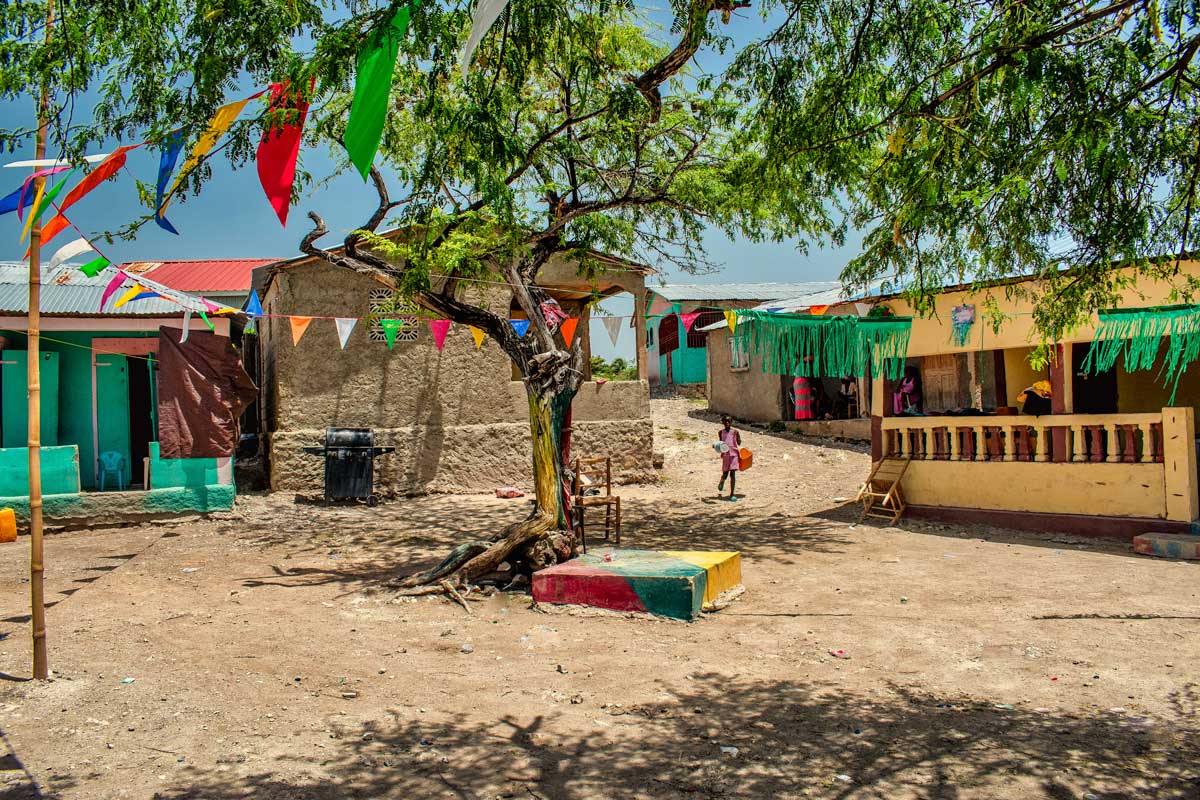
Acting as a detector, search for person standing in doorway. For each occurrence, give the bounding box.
[717,414,742,500]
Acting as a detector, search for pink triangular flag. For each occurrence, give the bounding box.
[429,319,451,351]
[680,311,701,331]
[290,316,314,345]
[100,272,126,311]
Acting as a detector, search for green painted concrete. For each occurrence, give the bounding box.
[0,484,234,524]
[649,314,709,386]
[0,445,80,496]
[148,443,227,489]
[1,350,60,448]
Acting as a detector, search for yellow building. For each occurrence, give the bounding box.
[864,262,1200,537]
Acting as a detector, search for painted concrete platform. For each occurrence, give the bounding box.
[531,548,742,620]
[1133,532,1200,560]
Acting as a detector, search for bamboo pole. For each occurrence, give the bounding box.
[29,0,56,682]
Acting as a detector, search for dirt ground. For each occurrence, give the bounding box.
[1,398,1198,799]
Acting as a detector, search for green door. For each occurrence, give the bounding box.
[1,350,60,449]
[95,353,131,488]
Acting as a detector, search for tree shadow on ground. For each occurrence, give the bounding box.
[151,674,1200,800]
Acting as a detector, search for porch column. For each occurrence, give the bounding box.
[580,305,593,381]
[634,291,648,382]
[1162,407,1199,522]
[870,373,887,461]
[1049,344,1072,461]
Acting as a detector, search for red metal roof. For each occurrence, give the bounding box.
[120,259,278,293]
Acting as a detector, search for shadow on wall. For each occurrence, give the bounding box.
[148,674,1200,799]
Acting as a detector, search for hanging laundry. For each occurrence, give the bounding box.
[429,319,451,350]
[335,317,358,349]
[257,80,312,226]
[539,298,568,329]
[559,318,579,347]
[289,316,314,345]
[469,325,487,350]
[40,144,141,247]
[156,327,258,459]
[153,130,186,234]
[346,3,416,180]
[602,316,622,346]
[461,0,509,75]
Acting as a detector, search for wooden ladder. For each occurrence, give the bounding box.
[855,456,911,525]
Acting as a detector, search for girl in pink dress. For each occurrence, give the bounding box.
[717,414,742,500]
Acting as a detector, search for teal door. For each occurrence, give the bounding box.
[95,353,131,487]
[1,350,60,448]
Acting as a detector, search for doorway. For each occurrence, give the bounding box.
[1072,342,1117,413]
[127,355,156,487]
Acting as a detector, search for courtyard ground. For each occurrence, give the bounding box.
[0,398,1197,799]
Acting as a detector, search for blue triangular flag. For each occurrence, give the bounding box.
[0,185,35,216]
[244,289,263,316]
[131,292,159,302]
[510,319,530,338]
[154,130,185,235]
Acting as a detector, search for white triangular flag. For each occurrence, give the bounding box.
[47,237,95,272]
[335,317,357,349]
[461,0,509,76]
[180,311,192,344]
[602,316,622,347]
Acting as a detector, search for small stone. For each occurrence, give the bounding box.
[341,691,359,699]
[460,643,475,654]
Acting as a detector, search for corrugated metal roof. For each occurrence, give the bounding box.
[126,259,277,293]
[0,262,186,316]
[649,281,844,302]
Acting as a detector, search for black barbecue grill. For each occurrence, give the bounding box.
[302,427,395,505]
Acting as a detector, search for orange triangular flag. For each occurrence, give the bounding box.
[559,318,579,346]
[289,316,314,345]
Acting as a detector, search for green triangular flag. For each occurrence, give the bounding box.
[199,310,215,332]
[345,3,415,180]
[379,318,404,349]
[31,168,79,224]
[79,256,110,278]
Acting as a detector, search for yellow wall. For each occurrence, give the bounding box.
[900,461,1167,519]
[1002,348,1048,408]
[1115,353,1200,413]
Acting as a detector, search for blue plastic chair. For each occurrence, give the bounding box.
[98,451,126,491]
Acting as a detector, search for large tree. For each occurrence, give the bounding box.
[730,0,1200,350]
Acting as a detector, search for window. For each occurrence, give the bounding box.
[368,289,418,344]
[685,307,724,349]
[729,332,750,371]
[647,326,654,347]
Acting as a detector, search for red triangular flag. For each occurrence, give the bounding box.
[559,318,579,346]
[256,80,312,227]
[680,311,701,331]
[429,319,451,351]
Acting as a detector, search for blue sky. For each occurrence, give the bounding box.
[0,4,864,360]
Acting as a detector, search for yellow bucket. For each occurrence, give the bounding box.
[0,508,16,543]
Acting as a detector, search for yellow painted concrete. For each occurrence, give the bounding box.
[899,461,1166,518]
[664,551,742,603]
[1161,408,1198,522]
[1003,348,1047,408]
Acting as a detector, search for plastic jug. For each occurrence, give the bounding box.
[0,508,16,543]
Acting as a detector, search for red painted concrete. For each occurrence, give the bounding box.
[531,567,647,614]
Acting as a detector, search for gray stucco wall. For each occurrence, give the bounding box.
[706,328,785,422]
[262,260,655,495]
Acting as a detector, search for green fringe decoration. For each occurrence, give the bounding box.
[740,311,912,379]
[1083,304,1200,404]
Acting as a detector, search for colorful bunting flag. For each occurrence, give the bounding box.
[100,272,125,311]
[510,318,530,338]
[461,0,508,76]
[244,289,264,317]
[179,311,193,343]
[154,130,185,234]
[17,165,69,221]
[19,184,45,242]
[199,310,215,332]
[200,296,221,313]
[113,283,148,309]
[429,319,451,351]
[680,311,701,331]
[3,153,110,169]
[379,318,405,349]
[28,167,78,233]
[647,294,671,317]
[469,325,487,350]
[40,145,140,247]
[162,96,255,215]
[809,304,829,316]
[257,81,312,226]
[602,316,622,346]
[289,316,314,345]
[79,256,110,278]
[559,317,579,347]
[335,317,357,349]
[346,3,415,180]
[0,184,35,216]
[47,238,95,272]
[724,310,738,333]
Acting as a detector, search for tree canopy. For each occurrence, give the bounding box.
[730,0,1200,343]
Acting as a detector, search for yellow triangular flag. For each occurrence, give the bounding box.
[20,182,46,243]
[289,316,314,345]
[469,325,487,350]
[724,310,738,333]
[161,96,253,214]
[113,283,147,309]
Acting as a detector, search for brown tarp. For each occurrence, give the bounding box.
[157,327,258,459]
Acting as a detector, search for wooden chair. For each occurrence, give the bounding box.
[854,457,911,525]
[572,456,621,552]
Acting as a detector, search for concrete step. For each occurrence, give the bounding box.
[1133,532,1200,560]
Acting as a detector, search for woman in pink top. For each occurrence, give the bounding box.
[717,414,741,501]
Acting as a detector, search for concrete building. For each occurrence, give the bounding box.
[0,262,240,522]
[645,282,842,389]
[255,246,656,496]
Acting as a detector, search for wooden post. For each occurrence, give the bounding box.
[633,291,648,382]
[28,0,54,682]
